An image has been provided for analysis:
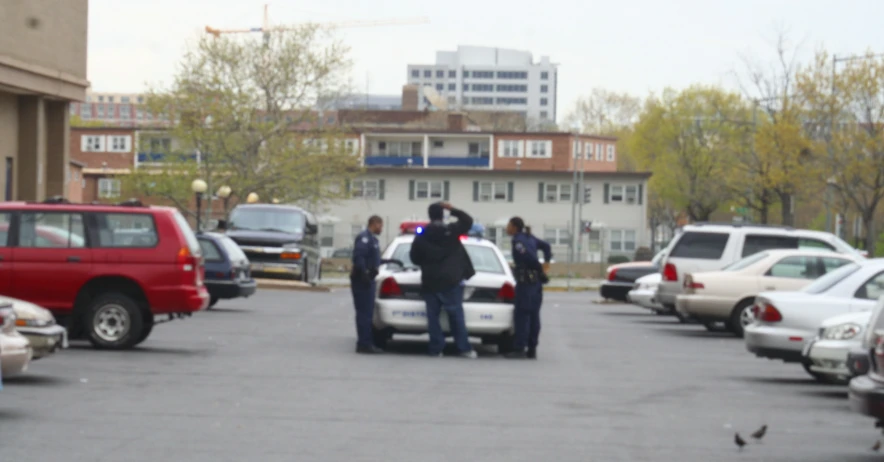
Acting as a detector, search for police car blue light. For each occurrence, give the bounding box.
[415,226,423,234]
[467,223,484,239]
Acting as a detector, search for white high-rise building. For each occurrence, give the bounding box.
[406,45,558,125]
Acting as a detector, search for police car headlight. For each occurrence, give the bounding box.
[822,323,863,340]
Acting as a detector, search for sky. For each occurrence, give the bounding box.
[88,0,884,121]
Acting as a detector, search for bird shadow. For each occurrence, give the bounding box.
[736,376,830,386]
[2,374,72,387]
[205,307,251,314]
[0,408,27,420]
[799,389,849,400]
[599,311,652,317]
[378,340,499,358]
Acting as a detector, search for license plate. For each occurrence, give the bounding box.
[251,263,264,271]
[262,267,288,274]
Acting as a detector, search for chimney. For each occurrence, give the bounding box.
[402,84,419,111]
[447,112,466,131]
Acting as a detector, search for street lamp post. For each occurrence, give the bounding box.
[191,179,208,232]
[246,192,260,204]
[216,185,232,214]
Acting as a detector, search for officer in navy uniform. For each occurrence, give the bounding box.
[524,226,552,305]
[351,215,384,354]
[504,217,550,359]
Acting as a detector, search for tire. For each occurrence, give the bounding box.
[301,259,309,283]
[728,299,756,338]
[372,327,390,349]
[208,296,219,309]
[84,292,144,350]
[673,310,691,324]
[497,332,515,355]
[134,315,154,346]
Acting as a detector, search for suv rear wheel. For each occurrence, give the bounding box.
[85,292,144,350]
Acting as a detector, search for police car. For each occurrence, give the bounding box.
[372,222,517,353]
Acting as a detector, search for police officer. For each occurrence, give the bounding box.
[504,217,550,360]
[351,215,384,354]
[525,226,552,303]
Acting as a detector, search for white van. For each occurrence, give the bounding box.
[655,223,863,321]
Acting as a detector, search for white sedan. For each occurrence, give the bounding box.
[627,273,663,312]
[802,310,871,383]
[745,258,884,378]
[372,234,517,353]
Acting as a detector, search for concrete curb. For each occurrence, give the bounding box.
[255,279,332,293]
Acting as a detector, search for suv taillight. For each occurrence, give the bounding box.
[379,277,403,298]
[663,262,677,281]
[497,282,516,303]
[177,247,202,286]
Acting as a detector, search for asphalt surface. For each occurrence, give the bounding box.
[1,289,882,462]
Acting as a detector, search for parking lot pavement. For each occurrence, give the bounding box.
[0,289,880,462]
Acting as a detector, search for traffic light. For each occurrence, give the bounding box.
[583,186,592,204]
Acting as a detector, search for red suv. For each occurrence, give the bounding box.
[0,197,209,350]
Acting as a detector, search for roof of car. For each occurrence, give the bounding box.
[681,223,839,240]
[389,234,498,248]
[196,231,228,240]
[759,248,853,257]
[0,199,176,213]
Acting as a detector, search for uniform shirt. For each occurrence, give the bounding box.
[530,234,553,263]
[511,231,543,272]
[352,229,381,275]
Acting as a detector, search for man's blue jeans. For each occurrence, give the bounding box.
[423,284,472,355]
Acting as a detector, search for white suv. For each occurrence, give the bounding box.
[655,223,863,321]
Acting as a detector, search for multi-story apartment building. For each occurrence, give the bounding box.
[70,91,168,126]
[69,126,137,203]
[406,46,557,125]
[0,0,88,202]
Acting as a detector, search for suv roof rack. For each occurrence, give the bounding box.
[115,198,146,207]
[28,197,148,208]
[42,195,70,204]
[689,222,795,231]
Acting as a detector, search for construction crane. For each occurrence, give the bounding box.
[205,4,429,45]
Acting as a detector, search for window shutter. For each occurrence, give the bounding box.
[379,179,385,200]
[497,139,505,157]
[80,135,89,152]
[473,181,479,202]
[443,181,450,200]
[546,140,553,157]
[345,180,351,196]
[604,183,610,204]
[538,182,545,203]
[637,184,643,205]
[507,181,514,202]
[408,180,415,200]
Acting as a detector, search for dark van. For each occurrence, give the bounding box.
[218,203,321,283]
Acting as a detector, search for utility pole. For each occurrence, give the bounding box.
[576,153,585,263]
[567,148,578,292]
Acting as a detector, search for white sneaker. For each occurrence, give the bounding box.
[460,350,478,359]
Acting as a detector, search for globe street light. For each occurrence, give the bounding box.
[191,179,208,232]
[216,185,232,214]
[246,192,259,203]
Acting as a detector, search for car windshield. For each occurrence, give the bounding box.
[218,236,248,261]
[801,262,862,294]
[228,208,305,234]
[721,251,770,271]
[389,242,505,274]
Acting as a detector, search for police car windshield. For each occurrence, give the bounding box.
[389,242,505,274]
[228,208,305,234]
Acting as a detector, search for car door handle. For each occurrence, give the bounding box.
[67,256,81,263]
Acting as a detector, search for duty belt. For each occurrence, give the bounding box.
[515,268,541,284]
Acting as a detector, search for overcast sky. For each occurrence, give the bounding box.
[88,0,884,120]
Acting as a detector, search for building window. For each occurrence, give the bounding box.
[625,185,638,203]
[544,183,572,203]
[496,84,528,92]
[108,96,115,103]
[448,83,455,91]
[149,138,171,152]
[435,83,443,91]
[82,135,105,152]
[319,224,334,247]
[119,105,131,119]
[415,180,443,200]
[470,97,494,105]
[106,104,114,117]
[606,144,616,161]
[121,96,130,103]
[472,70,494,79]
[137,96,144,103]
[541,71,549,80]
[343,139,359,155]
[610,229,637,252]
[540,98,548,106]
[351,180,379,199]
[500,140,522,158]
[584,143,593,159]
[423,70,431,78]
[435,70,444,78]
[496,97,527,105]
[98,178,122,198]
[528,140,551,158]
[543,228,571,246]
[595,143,604,161]
[572,140,582,159]
[98,96,104,102]
[108,135,132,152]
[448,70,456,78]
[136,108,144,120]
[411,69,419,78]
[471,84,493,92]
[478,182,509,202]
[97,105,105,118]
[496,71,528,79]
[541,85,548,93]
[540,111,549,119]
[609,185,624,203]
[463,70,470,78]
[377,141,421,156]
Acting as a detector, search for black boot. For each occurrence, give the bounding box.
[356,344,384,354]
[527,348,537,359]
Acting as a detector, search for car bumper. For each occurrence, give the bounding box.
[150,285,210,314]
[744,324,811,362]
[375,299,514,336]
[0,332,33,377]
[656,280,681,307]
[600,282,633,301]
[849,374,884,419]
[804,336,857,378]
[205,279,258,300]
[249,261,302,278]
[627,287,661,310]
[676,294,737,321]
[17,324,67,360]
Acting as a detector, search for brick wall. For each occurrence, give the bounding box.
[493,133,618,173]
[70,127,136,169]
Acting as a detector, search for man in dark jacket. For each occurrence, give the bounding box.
[409,202,477,359]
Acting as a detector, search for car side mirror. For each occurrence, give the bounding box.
[305,223,318,234]
[216,219,228,230]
